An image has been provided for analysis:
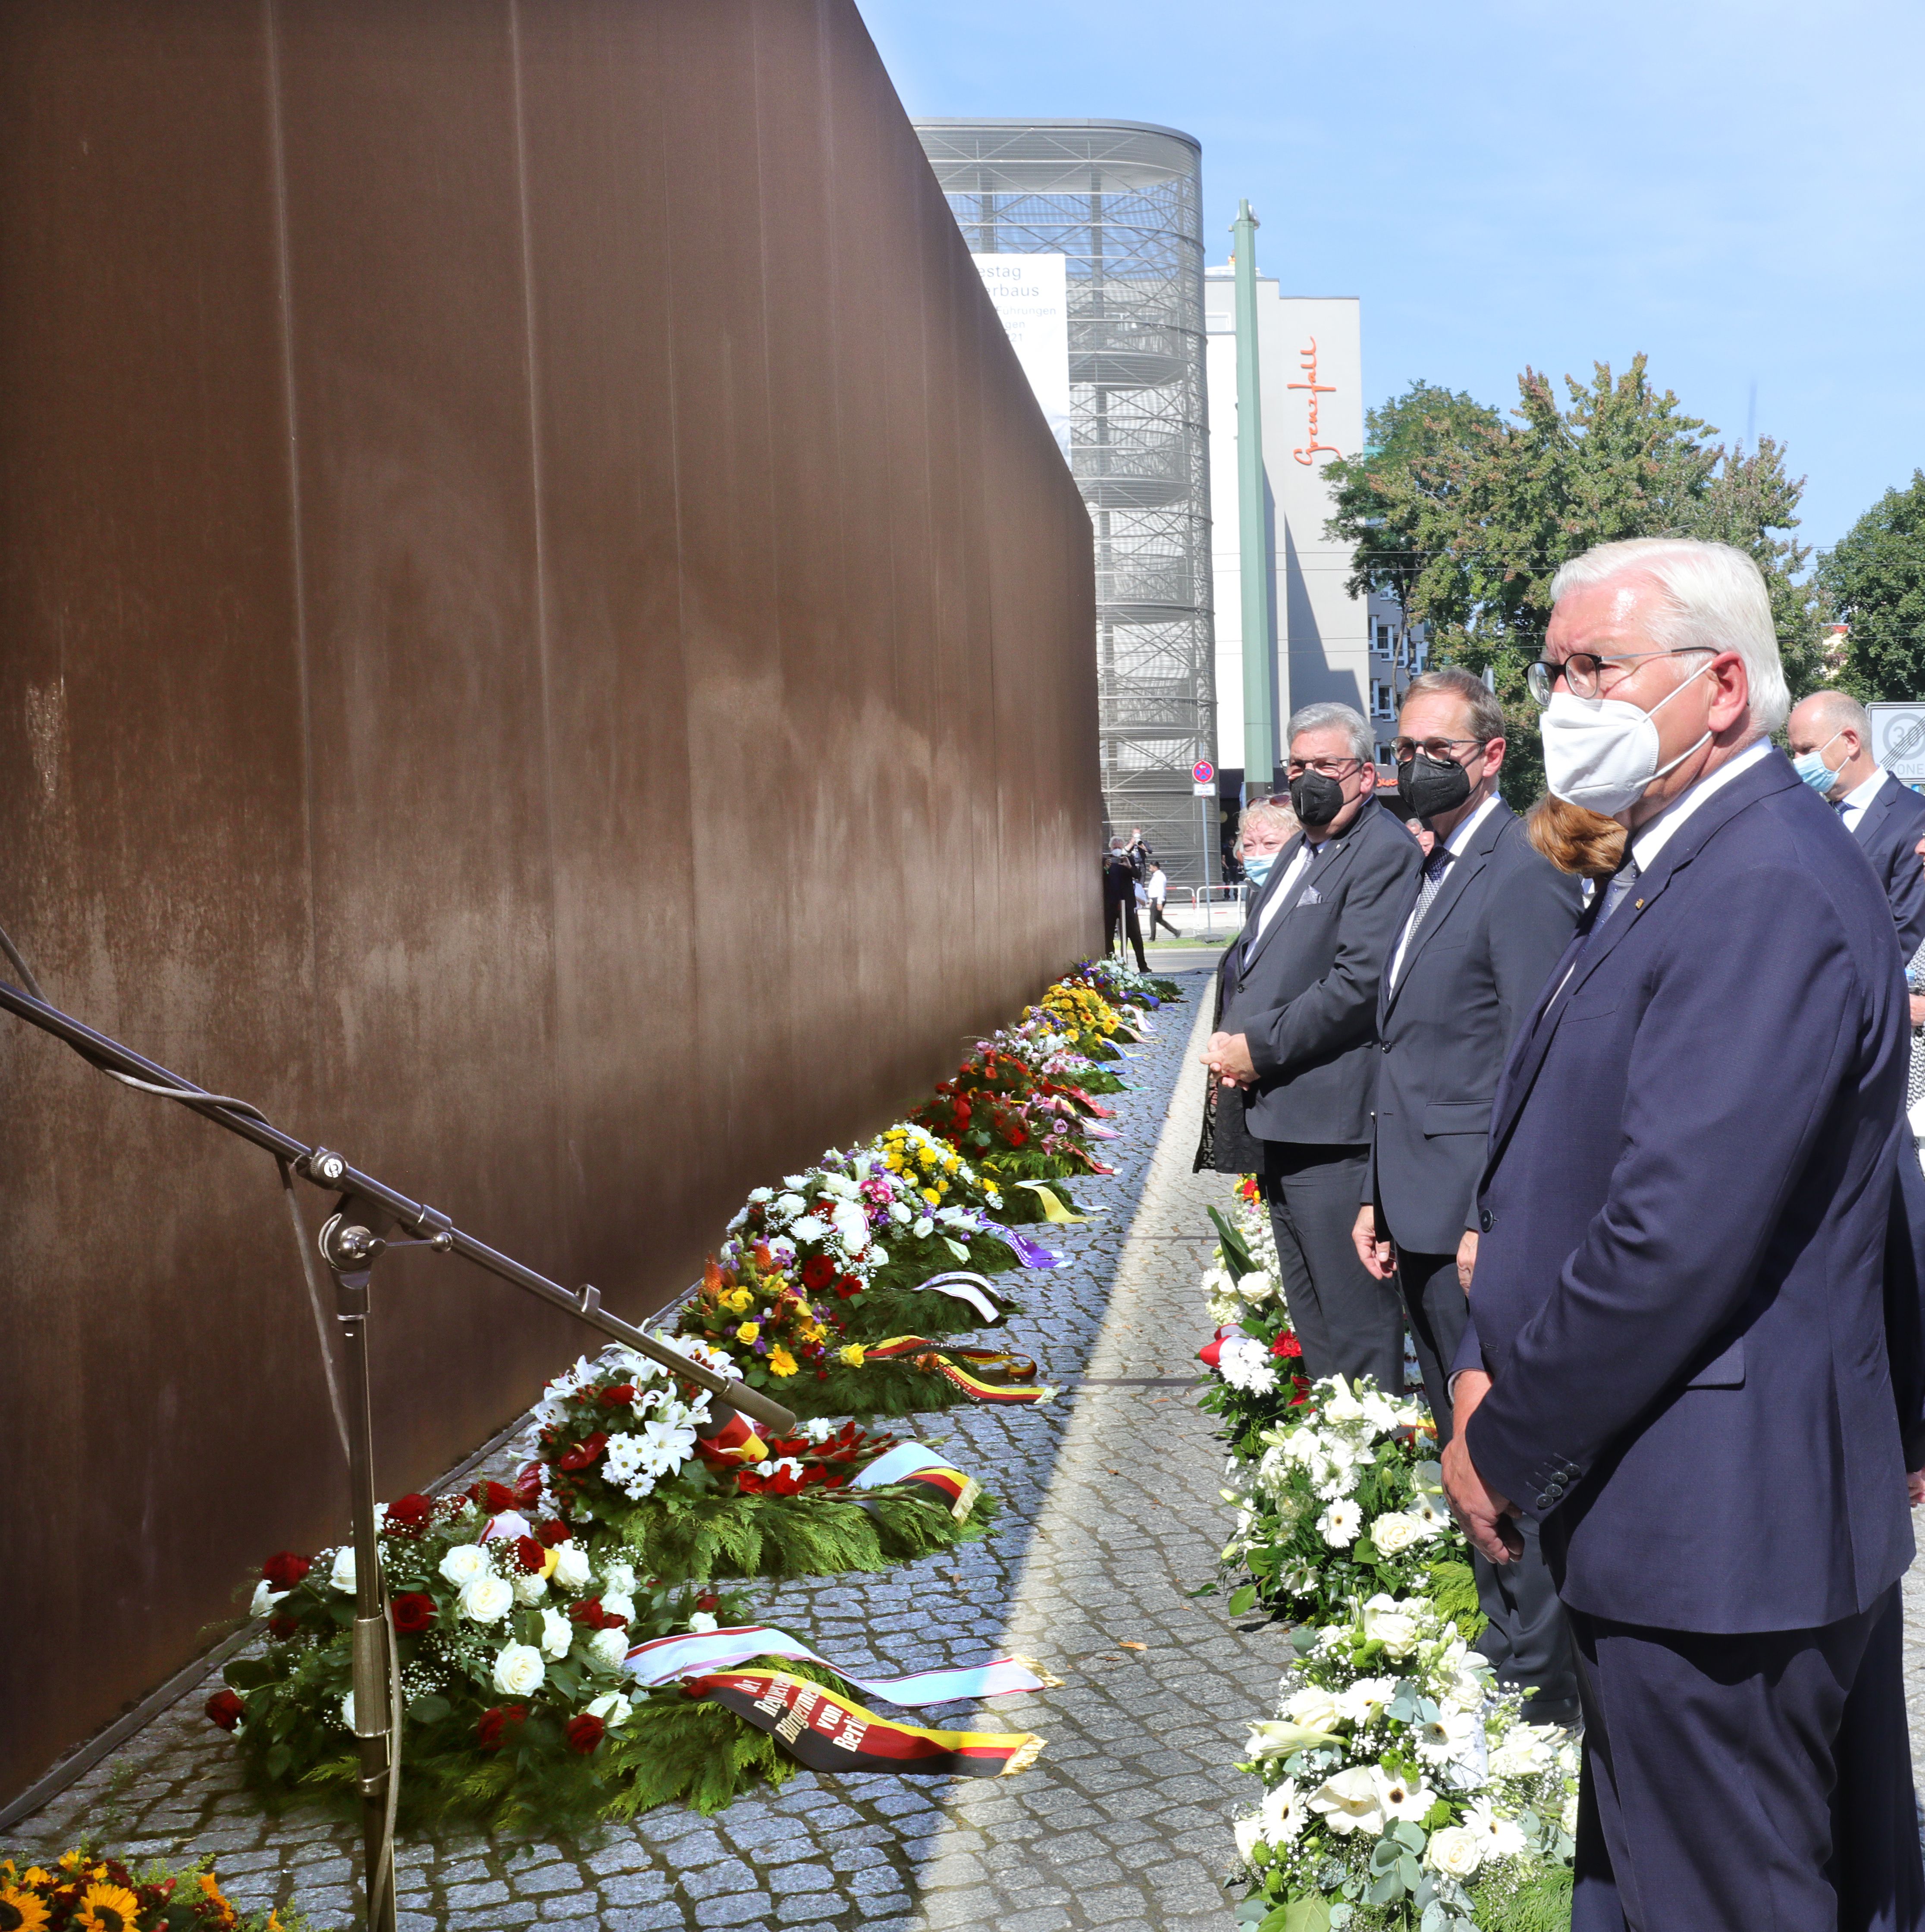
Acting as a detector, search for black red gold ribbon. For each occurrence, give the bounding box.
[684,1669,1045,1777]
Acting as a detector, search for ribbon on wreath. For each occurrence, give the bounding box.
[909,1270,1004,1324]
[861,1336,1056,1405]
[681,1669,1045,1778]
[849,1440,982,1520]
[980,1221,1060,1269]
[625,1624,1060,1703]
[1013,1181,1093,1224]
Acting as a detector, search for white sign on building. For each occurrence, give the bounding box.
[972,253,1071,457]
[1205,274,1377,770]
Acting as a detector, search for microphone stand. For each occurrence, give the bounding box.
[0,976,797,1932]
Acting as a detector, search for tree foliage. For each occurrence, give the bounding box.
[1325,359,1820,806]
[1815,471,1925,702]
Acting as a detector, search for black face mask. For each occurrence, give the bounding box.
[1397,751,1472,823]
[1289,768,1348,828]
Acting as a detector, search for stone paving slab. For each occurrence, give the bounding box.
[8,978,1289,1930]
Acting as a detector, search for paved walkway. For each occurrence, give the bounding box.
[9,979,1279,1931]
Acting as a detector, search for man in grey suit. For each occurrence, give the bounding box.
[1204,702,1422,1393]
[1351,667,1584,1720]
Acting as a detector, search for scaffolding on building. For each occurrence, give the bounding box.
[915,120,1217,886]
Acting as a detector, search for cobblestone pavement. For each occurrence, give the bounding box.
[10,977,1292,1931]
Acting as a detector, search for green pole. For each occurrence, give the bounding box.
[1232,198,1276,796]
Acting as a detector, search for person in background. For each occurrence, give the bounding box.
[1787,689,1925,955]
[1195,800,1298,1177]
[1103,837,1147,973]
[1405,815,1436,859]
[1145,861,1181,941]
[1352,668,1584,1722]
[1202,704,1423,1391]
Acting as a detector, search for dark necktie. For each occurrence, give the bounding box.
[1393,847,1453,986]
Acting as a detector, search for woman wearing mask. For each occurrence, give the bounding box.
[1195,799,1298,1173]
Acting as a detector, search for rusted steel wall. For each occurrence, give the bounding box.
[0,0,1101,1800]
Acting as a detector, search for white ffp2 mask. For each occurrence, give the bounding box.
[1537,665,1715,815]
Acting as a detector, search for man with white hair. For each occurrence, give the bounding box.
[1442,538,1925,1928]
[1787,687,1925,954]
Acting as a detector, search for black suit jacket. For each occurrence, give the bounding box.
[1220,796,1422,1146]
[1849,771,1925,958]
[1366,801,1582,1256]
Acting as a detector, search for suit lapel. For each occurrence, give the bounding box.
[1486,755,1796,1162]
[1236,815,1368,983]
[1851,778,1892,850]
[1382,802,1512,1020]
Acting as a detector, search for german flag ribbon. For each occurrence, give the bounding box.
[682,1669,1046,1778]
[849,1440,983,1520]
[624,1625,1061,1704]
[859,1338,1057,1406]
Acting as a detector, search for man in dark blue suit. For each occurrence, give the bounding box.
[1350,668,1583,1719]
[1443,539,1925,1931]
[1788,688,1925,957]
[1204,702,1422,1393]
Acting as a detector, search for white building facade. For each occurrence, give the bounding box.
[1204,271,1420,779]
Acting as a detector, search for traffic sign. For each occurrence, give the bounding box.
[1869,704,1925,787]
[1191,759,1215,785]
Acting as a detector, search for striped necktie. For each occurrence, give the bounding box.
[1392,847,1453,987]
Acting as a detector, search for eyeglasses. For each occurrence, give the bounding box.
[1284,756,1364,780]
[1525,646,1715,706]
[1390,735,1484,765]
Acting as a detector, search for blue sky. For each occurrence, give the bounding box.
[858,0,1925,555]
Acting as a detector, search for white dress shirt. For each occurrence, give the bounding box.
[1389,794,1500,987]
[1625,738,1773,874]
[1834,764,1892,836]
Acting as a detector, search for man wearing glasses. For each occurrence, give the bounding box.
[1351,667,1583,1722]
[1203,701,1421,1395]
[1442,538,1925,1929]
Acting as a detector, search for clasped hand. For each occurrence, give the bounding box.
[1201,1030,1257,1088]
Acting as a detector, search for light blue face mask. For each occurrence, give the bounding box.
[1792,727,1845,796]
[1243,851,1278,886]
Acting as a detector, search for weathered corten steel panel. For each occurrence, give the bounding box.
[0,0,1100,1803]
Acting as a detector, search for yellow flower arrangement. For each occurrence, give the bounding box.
[721,1286,753,1314]
[768,1346,799,1377]
[0,1882,53,1932]
[735,1320,760,1343]
[74,1882,143,1932]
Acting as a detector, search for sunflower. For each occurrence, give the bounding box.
[72,1882,144,1931]
[0,1882,53,1932]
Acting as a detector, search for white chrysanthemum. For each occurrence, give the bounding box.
[1373,1764,1435,1823]
[1337,1677,1396,1724]
[782,1174,808,1190]
[791,1215,830,1243]
[1426,1824,1484,1878]
[550,1543,592,1591]
[492,1643,546,1697]
[1199,1266,1236,1302]
[1465,1800,1529,1861]
[539,1608,573,1659]
[1318,1499,1363,1547]
[461,1574,514,1624]
[1217,1336,1279,1393]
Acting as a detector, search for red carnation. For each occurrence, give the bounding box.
[556,1432,609,1472]
[537,1518,571,1547]
[599,1383,636,1408]
[205,1689,245,1732]
[564,1712,606,1755]
[383,1493,432,1534]
[835,1274,862,1299]
[800,1255,836,1291]
[469,1479,516,1513]
[262,1552,311,1593]
[476,1704,526,1752]
[267,1614,301,1640]
[1270,1333,1303,1359]
[513,1535,547,1575]
[389,1592,437,1634]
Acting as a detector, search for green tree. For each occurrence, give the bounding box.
[1326,358,1818,806]
[1815,472,1925,702]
